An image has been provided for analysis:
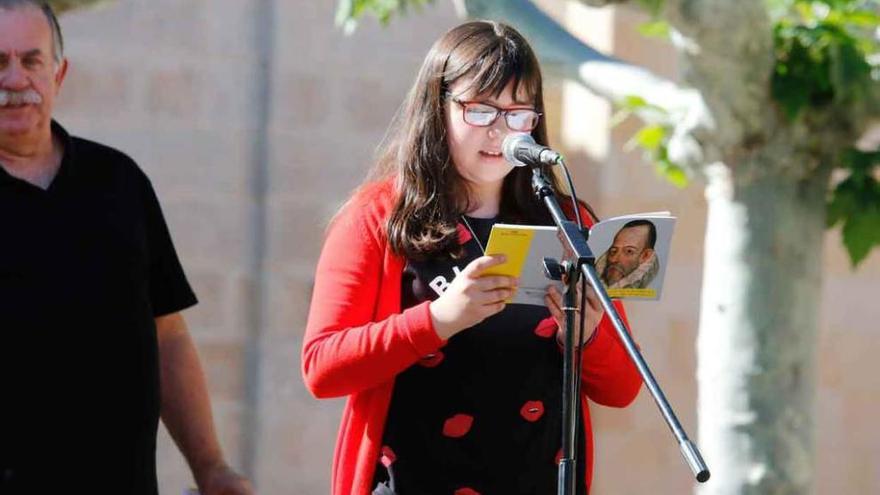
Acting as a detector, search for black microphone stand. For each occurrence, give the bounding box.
[529,167,710,495]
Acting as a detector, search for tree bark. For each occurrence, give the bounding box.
[697,158,830,495]
[663,0,775,152]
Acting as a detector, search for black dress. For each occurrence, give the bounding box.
[372,216,585,495]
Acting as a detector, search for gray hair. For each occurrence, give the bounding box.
[0,0,64,64]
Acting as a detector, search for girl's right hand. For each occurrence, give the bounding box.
[428,255,518,340]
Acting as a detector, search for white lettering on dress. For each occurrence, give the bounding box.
[428,265,465,297]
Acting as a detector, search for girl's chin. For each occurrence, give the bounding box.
[457,161,515,185]
[477,155,514,171]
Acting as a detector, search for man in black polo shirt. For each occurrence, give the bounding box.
[0,1,252,493]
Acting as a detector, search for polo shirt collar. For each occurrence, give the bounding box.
[0,119,76,190]
[48,119,77,190]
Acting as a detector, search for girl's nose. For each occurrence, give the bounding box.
[488,117,508,139]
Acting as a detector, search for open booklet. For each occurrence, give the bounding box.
[482,212,676,306]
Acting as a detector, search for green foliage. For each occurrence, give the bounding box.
[636,0,666,17]
[770,1,880,264]
[827,149,880,266]
[637,20,671,39]
[615,96,689,188]
[635,0,671,39]
[627,2,690,188]
[335,0,435,32]
[771,0,879,121]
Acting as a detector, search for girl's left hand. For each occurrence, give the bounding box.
[544,282,604,346]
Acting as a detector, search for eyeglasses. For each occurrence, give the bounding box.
[450,97,542,132]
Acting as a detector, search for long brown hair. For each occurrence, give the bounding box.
[369,20,568,260]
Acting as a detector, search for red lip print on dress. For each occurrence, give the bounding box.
[533,319,557,338]
[454,488,481,495]
[520,400,545,422]
[379,445,396,467]
[418,351,444,368]
[456,223,473,244]
[442,414,474,438]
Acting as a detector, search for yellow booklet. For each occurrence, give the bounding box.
[482,213,677,304]
[483,225,537,278]
[484,224,561,306]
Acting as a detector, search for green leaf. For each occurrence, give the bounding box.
[827,184,855,227]
[335,0,434,31]
[622,95,648,110]
[636,0,665,17]
[632,125,667,152]
[794,2,815,22]
[616,94,670,115]
[620,115,689,189]
[827,147,880,266]
[772,76,812,120]
[656,160,689,188]
[841,205,880,267]
[772,35,816,120]
[771,2,879,120]
[638,21,671,39]
[828,33,872,102]
[831,9,880,27]
[842,148,880,173]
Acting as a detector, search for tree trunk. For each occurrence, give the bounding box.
[696,158,830,495]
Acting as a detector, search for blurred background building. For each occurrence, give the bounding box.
[54,0,879,493]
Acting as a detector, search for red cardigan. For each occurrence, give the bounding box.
[302,179,642,495]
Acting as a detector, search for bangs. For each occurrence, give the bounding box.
[444,30,542,104]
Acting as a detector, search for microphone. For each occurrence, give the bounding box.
[502,133,563,168]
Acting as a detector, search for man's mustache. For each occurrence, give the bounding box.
[0,89,43,106]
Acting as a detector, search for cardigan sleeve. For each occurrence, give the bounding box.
[544,298,641,408]
[301,192,446,399]
[578,300,642,407]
